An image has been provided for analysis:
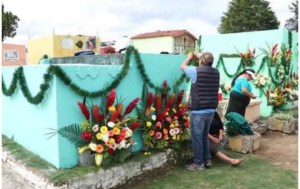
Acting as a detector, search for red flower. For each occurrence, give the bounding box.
[129,122,142,131]
[165,99,170,109]
[123,98,140,116]
[176,90,184,106]
[81,132,92,141]
[155,94,162,111]
[146,92,154,110]
[163,80,168,87]
[266,90,270,97]
[92,105,104,122]
[77,102,90,121]
[106,90,116,110]
[108,148,115,155]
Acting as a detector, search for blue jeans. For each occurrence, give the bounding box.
[190,112,215,165]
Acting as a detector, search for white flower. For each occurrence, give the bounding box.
[89,143,97,151]
[125,143,131,148]
[151,115,157,121]
[107,122,115,128]
[92,124,99,132]
[224,83,231,91]
[102,133,109,142]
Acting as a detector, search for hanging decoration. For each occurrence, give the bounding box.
[86,36,97,50]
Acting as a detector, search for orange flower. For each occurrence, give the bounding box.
[149,130,155,136]
[129,138,133,144]
[163,129,168,135]
[95,144,104,153]
[105,140,111,147]
[164,135,169,140]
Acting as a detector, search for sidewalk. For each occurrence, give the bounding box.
[2,163,34,189]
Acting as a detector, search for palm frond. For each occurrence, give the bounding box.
[57,124,89,147]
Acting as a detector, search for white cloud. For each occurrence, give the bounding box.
[2,0,295,45]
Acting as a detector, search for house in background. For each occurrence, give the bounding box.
[27,35,100,64]
[2,43,26,66]
[130,30,197,54]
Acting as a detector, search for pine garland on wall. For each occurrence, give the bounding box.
[2,46,187,105]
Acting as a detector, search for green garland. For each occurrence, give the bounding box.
[216,57,244,78]
[288,30,292,50]
[219,54,240,58]
[2,46,187,104]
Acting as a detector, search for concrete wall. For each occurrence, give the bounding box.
[2,53,187,168]
[2,44,26,66]
[131,37,174,54]
[2,66,60,167]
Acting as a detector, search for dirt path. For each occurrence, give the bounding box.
[254,130,298,171]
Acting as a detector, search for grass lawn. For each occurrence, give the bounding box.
[135,152,298,189]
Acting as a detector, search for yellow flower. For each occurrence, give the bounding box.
[108,106,116,112]
[146,121,152,127]
[177,135,180,140]
[179,103,182,107]
[109,138,115,144]
[170,124,175,128]
[175,123,179,127]
[172,135,177,140]
[100,126,108,134]
[172,108,177,113]
[165,112,169,115]
[96,133,102,140]
[150,107,156,111]
[113,127,121,135]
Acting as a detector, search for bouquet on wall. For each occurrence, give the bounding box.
[281,44,293,72]
[48,90,141,166]
[290,72,298,90]
[86,36,97,50]
[138,81,190,150]
[220,79,232,94]
[276,65,286,83]
[283,87,298,101]
[239,48,256,67]
[253,73,271,88]
[266,87,287,107]
[260,43,281,67]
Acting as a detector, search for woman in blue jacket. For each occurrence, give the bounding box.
[226,69,257,117]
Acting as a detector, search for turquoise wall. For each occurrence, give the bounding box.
[2,66,60,168]
[2,53,187,168]
[200,29,298,117]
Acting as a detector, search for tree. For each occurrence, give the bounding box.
[2,4,20,41]
[285,0,298,32]
[218,0,280,34]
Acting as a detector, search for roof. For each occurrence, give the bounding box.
[131,30,197,40]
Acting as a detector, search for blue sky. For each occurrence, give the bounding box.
[2,0,295,45]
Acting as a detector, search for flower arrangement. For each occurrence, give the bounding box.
[76,40,83,48]
[266,87,287,107]
[220,80,232,94]
[138,81,190,150]
[290,72,298,90]
[280,44,293,73]
[239,48,256,67]
[260,43,281,67]
[283,88,298,101]
[86,36,97,50]
[253,73,271,88]
[276,65,286,83]
[49,90,141,166]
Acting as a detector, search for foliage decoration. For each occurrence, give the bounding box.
[280,43,293,74]
[259,43,281,67]
[75,40,83,48]
[215,57,244,78]
[2,46,188,104]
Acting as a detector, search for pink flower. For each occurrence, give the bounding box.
[174,116,178,120]
[166,117,171,123]
[122,127,127,132]
[156,132,162,139]
[108,130,114,137]
[174,128,180,135]
[169,129,176,136]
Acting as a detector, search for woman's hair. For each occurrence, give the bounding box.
[231,69,255,87]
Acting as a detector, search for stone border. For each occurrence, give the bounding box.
[2,147,193,189]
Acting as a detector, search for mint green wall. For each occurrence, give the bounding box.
[131,37,174,53]
[2,66,60,168]
[2,54,187,168]
[200,29,298,116]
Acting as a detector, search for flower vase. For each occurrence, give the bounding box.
[95,153,103,167]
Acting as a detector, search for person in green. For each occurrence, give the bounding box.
[226,69,257,117]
